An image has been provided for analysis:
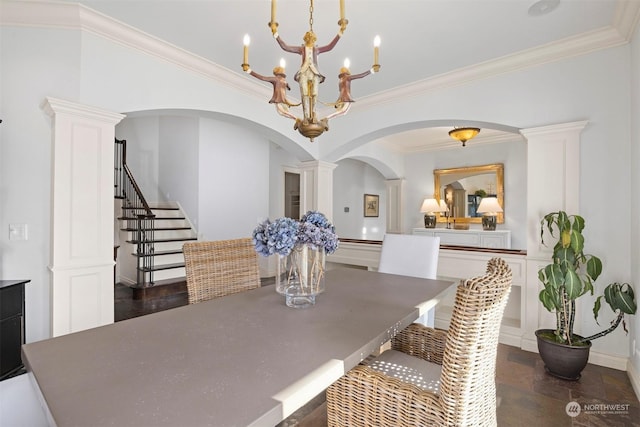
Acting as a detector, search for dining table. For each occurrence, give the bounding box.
[21,267,455,427]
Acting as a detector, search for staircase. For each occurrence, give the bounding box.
[118,202,196,289]
[114,138,195,298]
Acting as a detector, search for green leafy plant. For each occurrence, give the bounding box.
[538,211,636,345]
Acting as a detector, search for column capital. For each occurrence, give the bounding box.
[42,97,125,125]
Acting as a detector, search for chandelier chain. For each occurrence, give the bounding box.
[309,0,314,31]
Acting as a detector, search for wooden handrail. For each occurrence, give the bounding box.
[115,138,156,286]
[123,164,154,218]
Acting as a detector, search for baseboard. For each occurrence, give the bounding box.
[118,277,136,286]
[587,349,628,371]
[520,336,629,371]
[498,332,523,348]
[626,359,640,400]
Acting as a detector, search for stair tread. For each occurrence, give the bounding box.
[138,262,185,272]
[134,249,184,257]
[126,237,197,244]
[121,226,192,232]
[118,216,186,221]
[122,206,179,211]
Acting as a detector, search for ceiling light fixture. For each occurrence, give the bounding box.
[448,127,480,147]
[528,0,560,16]
[242,0,380,142]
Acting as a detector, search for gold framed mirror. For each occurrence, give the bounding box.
[434,163,504,224]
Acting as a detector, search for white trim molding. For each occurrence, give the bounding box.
[43,97,124,337]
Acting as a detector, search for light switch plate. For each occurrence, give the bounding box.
[9,223,28,240]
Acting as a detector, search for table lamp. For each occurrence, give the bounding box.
[420,198,443,228]
[476,197,503,231]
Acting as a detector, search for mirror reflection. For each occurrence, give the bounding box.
[434,163,504,224]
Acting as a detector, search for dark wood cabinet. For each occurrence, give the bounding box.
[0,280,29,380]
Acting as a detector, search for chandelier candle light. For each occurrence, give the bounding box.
[242,0,380,142]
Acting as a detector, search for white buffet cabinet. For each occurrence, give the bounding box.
[413,228,511,249]
[432,248,526,347]
[328,238,526,347]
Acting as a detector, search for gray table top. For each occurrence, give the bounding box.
[22,268,455,427]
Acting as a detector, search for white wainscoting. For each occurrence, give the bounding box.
[413,228,511,249]
[328,240,526,346]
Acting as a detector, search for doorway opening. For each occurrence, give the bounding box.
[284,172,300,219]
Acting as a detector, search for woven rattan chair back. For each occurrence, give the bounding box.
[437,256,512,426]
[183,238,261,304]
[327,257,512,427]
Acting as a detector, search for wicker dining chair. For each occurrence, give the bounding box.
[183,238,261,304]
[327,257,512,427]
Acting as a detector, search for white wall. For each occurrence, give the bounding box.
[115,116,161,201]
[629,18,640,389]
[0,27,82,342]
[159,116,199,224]
[333,158,387,240]
[198,118,270,240]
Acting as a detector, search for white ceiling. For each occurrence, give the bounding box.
[72,0,633,150]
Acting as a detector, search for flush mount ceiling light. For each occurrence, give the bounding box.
[242,0,380,142]
[448,127,480,147]
[528,0,560,16]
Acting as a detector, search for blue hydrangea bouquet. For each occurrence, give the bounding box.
[252,211,339,307]
[252,210,339,257]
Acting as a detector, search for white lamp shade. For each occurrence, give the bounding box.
[438,199,449,212]
[476,197,503,214]
[420,198,443,213]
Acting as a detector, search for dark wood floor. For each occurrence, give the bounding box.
[114,283,640,426]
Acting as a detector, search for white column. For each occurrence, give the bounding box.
[298,160,337,220]
[519,120,587,351]
[42,97,125,337]
[385,179,404,234]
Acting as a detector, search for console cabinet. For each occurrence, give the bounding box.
[1,280,29,380]
[413,228,511,249]
[328,241,526,347]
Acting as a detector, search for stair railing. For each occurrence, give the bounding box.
[115,138,156,286]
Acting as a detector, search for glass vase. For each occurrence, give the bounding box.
[275,244,326,308]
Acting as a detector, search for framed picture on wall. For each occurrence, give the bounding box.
[364,194,379,217]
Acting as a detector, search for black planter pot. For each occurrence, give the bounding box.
[535,329,592,380]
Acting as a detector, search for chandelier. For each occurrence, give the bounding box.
[242,0,380,142]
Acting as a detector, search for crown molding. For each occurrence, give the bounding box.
[379,132,523,154]
[42,96,125,124]
[1,0,636,113]
[358,26,629,110]
[612,0,640,41]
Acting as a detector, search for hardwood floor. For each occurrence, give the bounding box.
[114,283,640,427]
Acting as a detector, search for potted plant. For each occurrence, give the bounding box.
[536,211,636,380]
